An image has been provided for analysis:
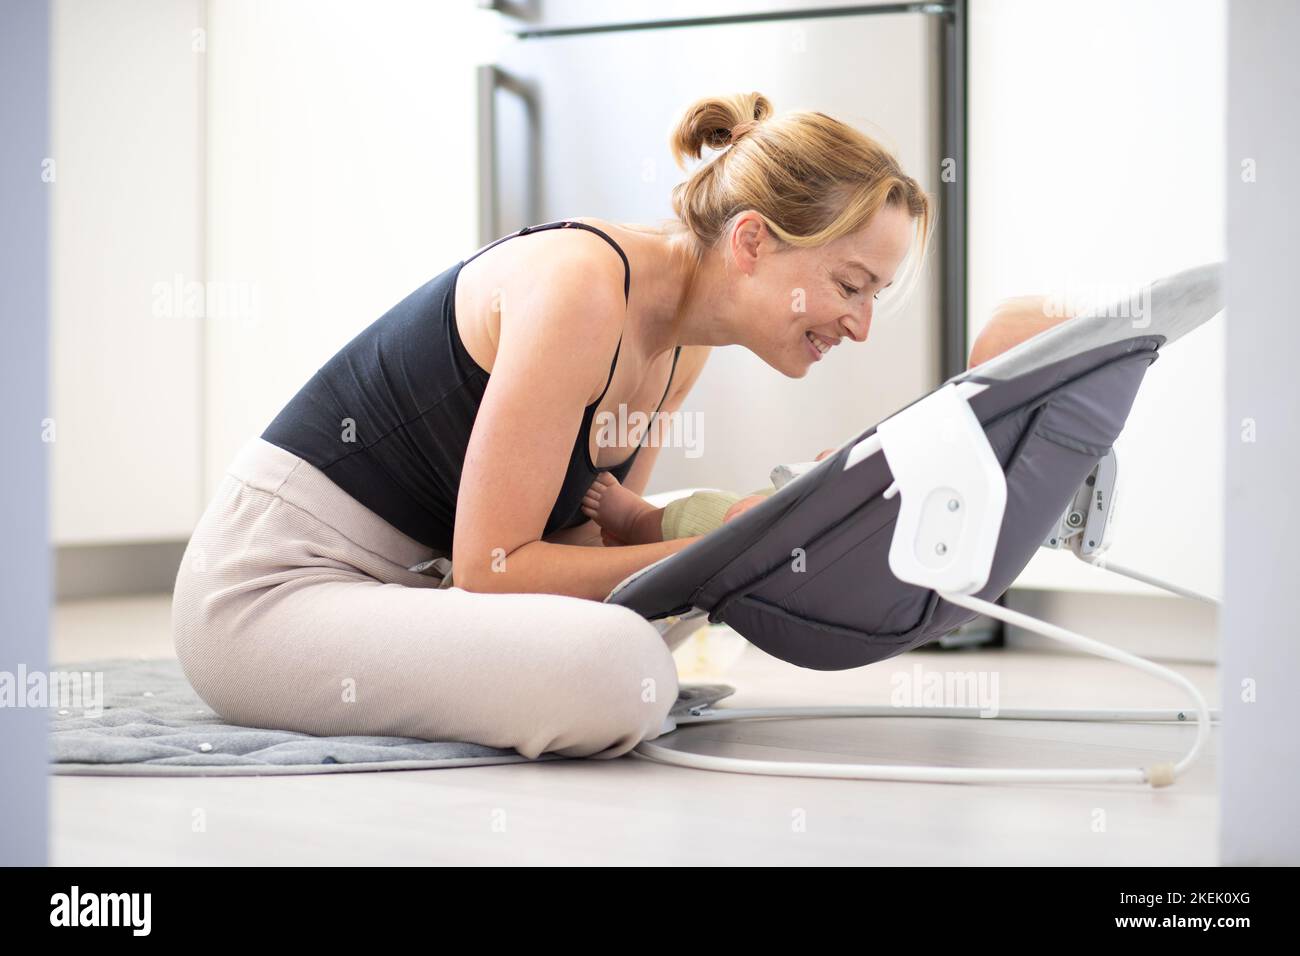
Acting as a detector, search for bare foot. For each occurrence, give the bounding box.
[581,471,662,544]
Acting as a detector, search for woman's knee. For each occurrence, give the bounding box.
[519,603,680,760]
[175,570,682,759]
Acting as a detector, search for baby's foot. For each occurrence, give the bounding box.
[582,471,659,543]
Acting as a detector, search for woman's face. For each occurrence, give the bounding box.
[730,204,916,377]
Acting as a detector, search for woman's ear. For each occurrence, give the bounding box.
[729,212,767,278]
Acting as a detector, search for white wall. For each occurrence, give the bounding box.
[45,0,504,558]
[50,0,495,545]
[1221,0,1300,867]
[969,0,1226,600]
[203,0,496,498]
[50,0,206,543]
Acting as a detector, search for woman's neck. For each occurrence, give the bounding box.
[628,225,734,358]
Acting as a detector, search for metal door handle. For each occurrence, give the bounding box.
[476,64,540,246]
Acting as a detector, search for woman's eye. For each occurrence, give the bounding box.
[839,282,859,296]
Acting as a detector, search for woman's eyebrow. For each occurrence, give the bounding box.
[845,259,880,285]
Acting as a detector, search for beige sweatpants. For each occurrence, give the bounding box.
[171,437,681,760]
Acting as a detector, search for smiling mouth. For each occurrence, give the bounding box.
[805,330,835,355]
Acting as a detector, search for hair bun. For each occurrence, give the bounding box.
[670,92,774,168]
[728,119,759,144]
[667,92,932,295]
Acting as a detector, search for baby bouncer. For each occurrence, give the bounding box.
[606,263,1224,788]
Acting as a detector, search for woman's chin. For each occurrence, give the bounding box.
[750,351,801,378]
[753,344,815,378]
[793,349,820,377]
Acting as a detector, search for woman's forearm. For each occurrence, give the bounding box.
[541,518,605,547]
[456,534,702,601]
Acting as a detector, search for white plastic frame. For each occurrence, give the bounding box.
[634,385,1218,789]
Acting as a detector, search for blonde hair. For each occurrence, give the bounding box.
[667,92,934,308]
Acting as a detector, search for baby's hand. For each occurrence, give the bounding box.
[722,494,768,524]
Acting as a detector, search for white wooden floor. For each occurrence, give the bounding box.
[51,594,1220,866]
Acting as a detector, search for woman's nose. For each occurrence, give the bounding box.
[839,301,873,343]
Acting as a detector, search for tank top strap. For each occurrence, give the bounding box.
[461,219,631,303]
[590,338,622,409]
[653,345,683,413]
[462,219,633,409]
[610,345,684,462]
[555,220,631,303]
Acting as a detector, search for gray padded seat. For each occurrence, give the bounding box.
[606,264,1224,670]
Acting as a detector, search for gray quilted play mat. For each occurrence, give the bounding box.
[49,656,735,776]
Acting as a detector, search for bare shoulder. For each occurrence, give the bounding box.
[500,225,627,331]
[455,221,629,400]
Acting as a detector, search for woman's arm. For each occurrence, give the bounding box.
[479,534,703,601]
[541,518,605,547]
[451,245,702,599]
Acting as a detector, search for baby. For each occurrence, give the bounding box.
[582,448,834,545]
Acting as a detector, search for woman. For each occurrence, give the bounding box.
[173,92,1031,762]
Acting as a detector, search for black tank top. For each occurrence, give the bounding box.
[261,219,682,555]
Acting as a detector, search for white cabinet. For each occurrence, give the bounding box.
[51,0,488,541]
[201,0,484,500]
[50,0,206,544]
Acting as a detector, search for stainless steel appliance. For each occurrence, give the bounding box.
[478,0,966,496]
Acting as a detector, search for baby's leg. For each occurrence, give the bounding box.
[662,487,773,539]
[581,472,665,545]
